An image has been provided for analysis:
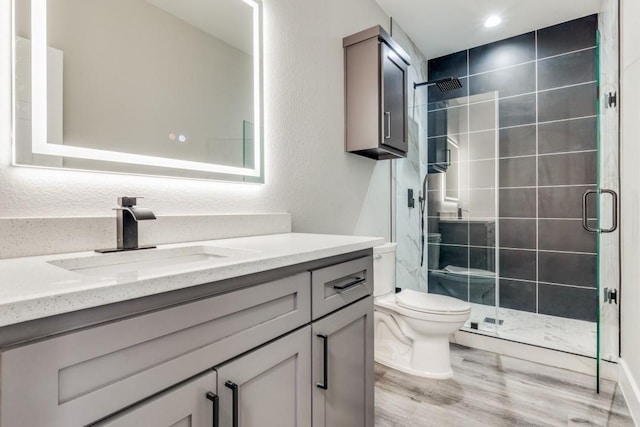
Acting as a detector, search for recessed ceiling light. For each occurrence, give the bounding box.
[485,15,502,28]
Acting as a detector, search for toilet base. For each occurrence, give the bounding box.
[374,312,455,379]
[375,351,454,379]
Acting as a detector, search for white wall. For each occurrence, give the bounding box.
[620,0,640,421]
[0,0,392,240]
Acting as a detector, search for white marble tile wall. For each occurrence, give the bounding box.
[0,213,291,259]
[390,24,428,292]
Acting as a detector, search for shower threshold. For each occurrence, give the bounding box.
[462,303,596,358]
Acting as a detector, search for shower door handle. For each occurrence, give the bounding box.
[582,190,598,232]
[582,189,619,233]
[600,189,618,233]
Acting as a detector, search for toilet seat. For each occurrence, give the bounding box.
[375,292,470,323]
[396,289,471,314]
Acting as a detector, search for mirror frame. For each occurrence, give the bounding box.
[12,0,264,182]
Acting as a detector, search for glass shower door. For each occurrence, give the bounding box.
[595,6,620,389]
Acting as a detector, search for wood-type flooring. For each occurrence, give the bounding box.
[375,344,635,426]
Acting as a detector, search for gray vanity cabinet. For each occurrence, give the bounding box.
[0,251,374,427]
[312,296,374,427]
[215,326,312,427]
[344,25,410,160]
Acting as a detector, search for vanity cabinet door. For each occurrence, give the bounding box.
[312,296,374,427]
[94,371,218,427]
[215,326,312,427]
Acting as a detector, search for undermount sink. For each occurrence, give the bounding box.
[48,245,254,278]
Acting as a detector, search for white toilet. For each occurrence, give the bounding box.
[373,243,471,379]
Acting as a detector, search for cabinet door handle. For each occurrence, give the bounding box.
[205,392,219,427]
[316,334,328,390]
[225,381,239,427]
[333,276,365,290]
[384,112,391,139]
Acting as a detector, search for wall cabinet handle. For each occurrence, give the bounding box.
[316,334,329,390]
[384,112,391,139]
[225,381,239,427]
[205,392,219,427]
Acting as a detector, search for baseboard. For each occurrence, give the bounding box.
[619,359,640,426]
[452,330,618,381]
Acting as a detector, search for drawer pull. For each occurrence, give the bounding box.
[205,391,219,427]
[225,381,239,427]
[333,276,365,290]
[316,334,329,390]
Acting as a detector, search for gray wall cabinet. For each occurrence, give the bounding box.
[344,25,410,160]
[0,252,374,427]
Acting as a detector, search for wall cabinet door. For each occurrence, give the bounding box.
[215,326,312,427]
[95,371,218,427]
[381,43,408,154]
[312,297,374,427]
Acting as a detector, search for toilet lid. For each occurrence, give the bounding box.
[396,289,471,314]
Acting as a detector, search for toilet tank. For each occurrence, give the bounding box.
[373,243,397,297]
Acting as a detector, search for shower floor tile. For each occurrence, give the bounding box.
[463,303,597,357]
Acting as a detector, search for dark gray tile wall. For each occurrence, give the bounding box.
[538,117,597,154]
[427,15,598,322]
[499,125,536,157]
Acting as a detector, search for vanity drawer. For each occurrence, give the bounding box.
[0,273,310,427]
[311,256,373,320]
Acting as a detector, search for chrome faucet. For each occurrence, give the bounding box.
[96,197,157,253]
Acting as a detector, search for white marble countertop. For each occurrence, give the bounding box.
[0,233,384,328]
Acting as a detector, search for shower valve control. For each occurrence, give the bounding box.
[604,288,617,304]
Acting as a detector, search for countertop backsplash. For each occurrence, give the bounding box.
[0,213,292,259]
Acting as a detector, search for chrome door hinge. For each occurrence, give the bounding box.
[604,287,617,304]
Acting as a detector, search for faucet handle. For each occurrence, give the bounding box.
[118,196,144,207]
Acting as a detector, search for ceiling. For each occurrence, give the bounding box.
[375,0,602,60]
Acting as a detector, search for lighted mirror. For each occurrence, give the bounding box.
[13,0,263,182]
